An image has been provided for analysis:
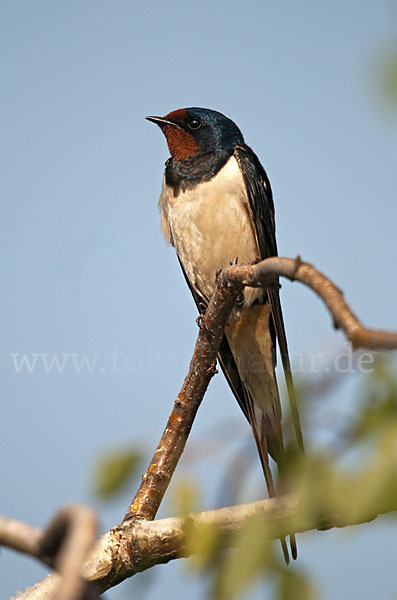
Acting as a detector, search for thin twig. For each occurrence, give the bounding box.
[223,257,397,350]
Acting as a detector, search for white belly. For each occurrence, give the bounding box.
[159,155,260,304]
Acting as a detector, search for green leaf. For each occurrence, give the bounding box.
[352,358,397,441]
[93,447,142,499]
[185,519,222,572]
[171,478,200,516]
[215,515,271,600]
[277,566,316,600]
[379,50,397,108]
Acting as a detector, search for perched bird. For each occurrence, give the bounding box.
[146,107,303,562]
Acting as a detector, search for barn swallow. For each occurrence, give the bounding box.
[146,107,303,562]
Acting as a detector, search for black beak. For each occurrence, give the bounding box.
[145,116,182,129]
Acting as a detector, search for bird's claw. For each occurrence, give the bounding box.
[207,361,218,376]
[196,314,214,337]
[198,301,207,315]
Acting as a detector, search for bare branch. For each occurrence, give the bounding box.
[10,255,397,598]
[40,505,99,600]
[12,575,61,600]
[123,273,242,521]
[223,257,397,350]
[2,504,99,600]
[125,255,396,522]
[0,517,43,562]
[14,491,395,599]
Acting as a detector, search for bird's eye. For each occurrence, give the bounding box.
[187,117,202,130]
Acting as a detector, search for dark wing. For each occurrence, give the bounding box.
[233,145,303,562]
[233,144,304,451]
[176,145,301,562]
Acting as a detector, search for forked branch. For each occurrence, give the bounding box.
[124,255,397,524]
[6,256,397,599]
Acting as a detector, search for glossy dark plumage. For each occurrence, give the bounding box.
[147,107,303,562]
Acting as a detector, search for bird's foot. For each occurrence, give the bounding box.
[198,301,207,315]
[207,360,218,376]
[196,314,214,337]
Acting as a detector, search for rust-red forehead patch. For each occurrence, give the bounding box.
[164,108,188,121]
[160,109,200,161]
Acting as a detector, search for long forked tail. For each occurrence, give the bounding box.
[269,288,304,453]
[224,303,298,563]
[245,393,296,563]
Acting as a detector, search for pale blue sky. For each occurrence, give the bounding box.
[1,1,397,598]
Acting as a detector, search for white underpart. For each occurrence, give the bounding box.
[159,155,278,418]
[159,155,260,305]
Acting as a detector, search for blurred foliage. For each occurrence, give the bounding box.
[176,357,397,599]
[93,446,143,499]
[277,565,316,600]
[378,48,397,109]
[90,359,397,598]
[171,478,201,516]
[213,516,272,600]
[351,356,397,440]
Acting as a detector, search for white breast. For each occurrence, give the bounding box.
[159,156,260,304]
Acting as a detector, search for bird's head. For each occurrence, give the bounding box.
[146,107,244,162]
